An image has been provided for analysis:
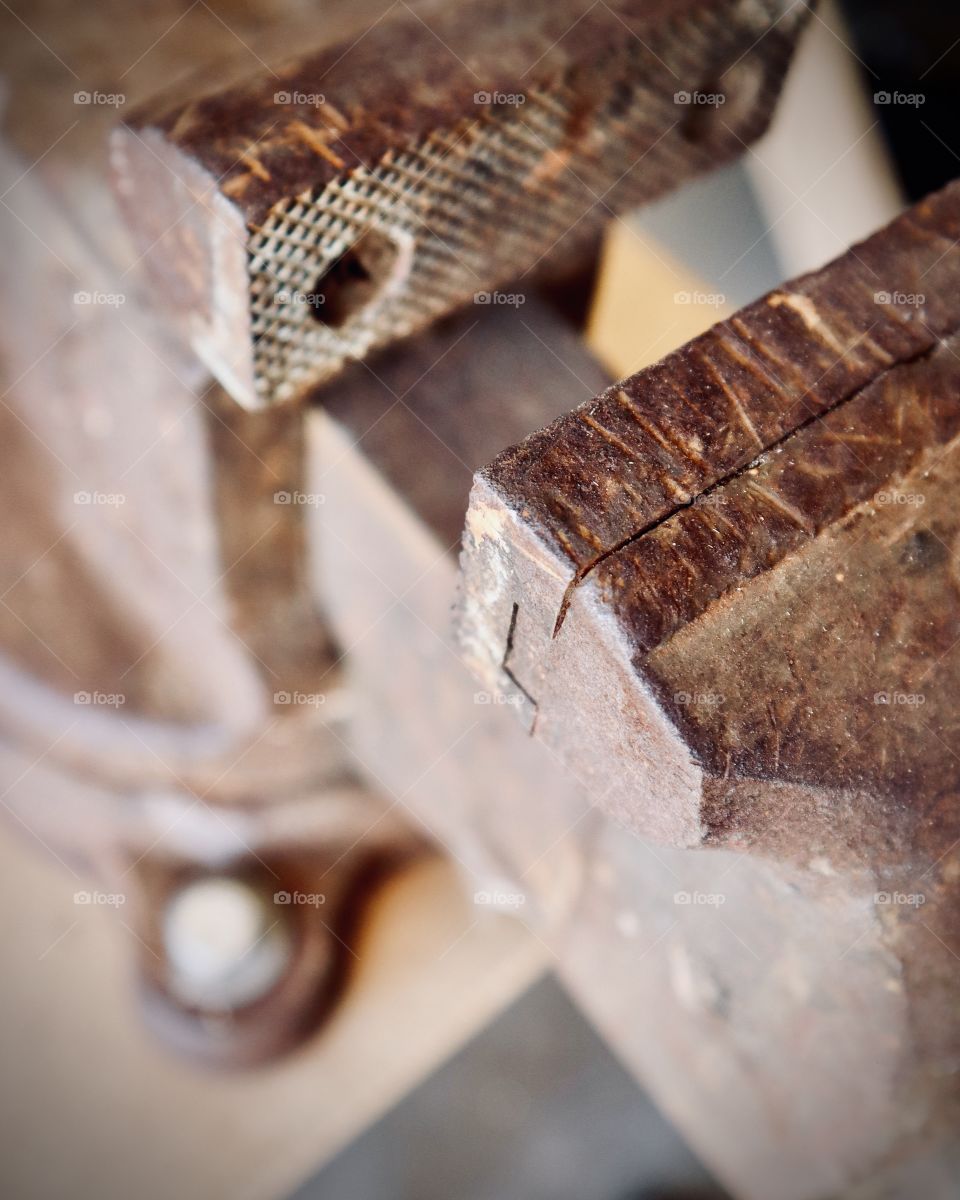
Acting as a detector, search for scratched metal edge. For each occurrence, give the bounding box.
[482,178,960,582]
[634,409,960,798]
[594,328,960,659]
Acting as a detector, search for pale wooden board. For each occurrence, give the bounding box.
[0,815,545,1200]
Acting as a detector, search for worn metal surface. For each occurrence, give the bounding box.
[311,293,960,1197]
[449,183,960,1196]
[112,0,810,407]
[458,179,960,845]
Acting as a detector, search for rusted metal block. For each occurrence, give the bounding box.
[310,279,960,1197]
[112,0,810,409]
[441,184,960,1196]
[458,179,960,847]
[450,184,960,1189]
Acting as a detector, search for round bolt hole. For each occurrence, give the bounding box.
[310,229,404,329]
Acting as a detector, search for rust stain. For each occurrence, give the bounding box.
[289,119,346,170]
[581,411,639,460]
[237,148,272,182]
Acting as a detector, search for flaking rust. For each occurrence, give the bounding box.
[111,0,811,409]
